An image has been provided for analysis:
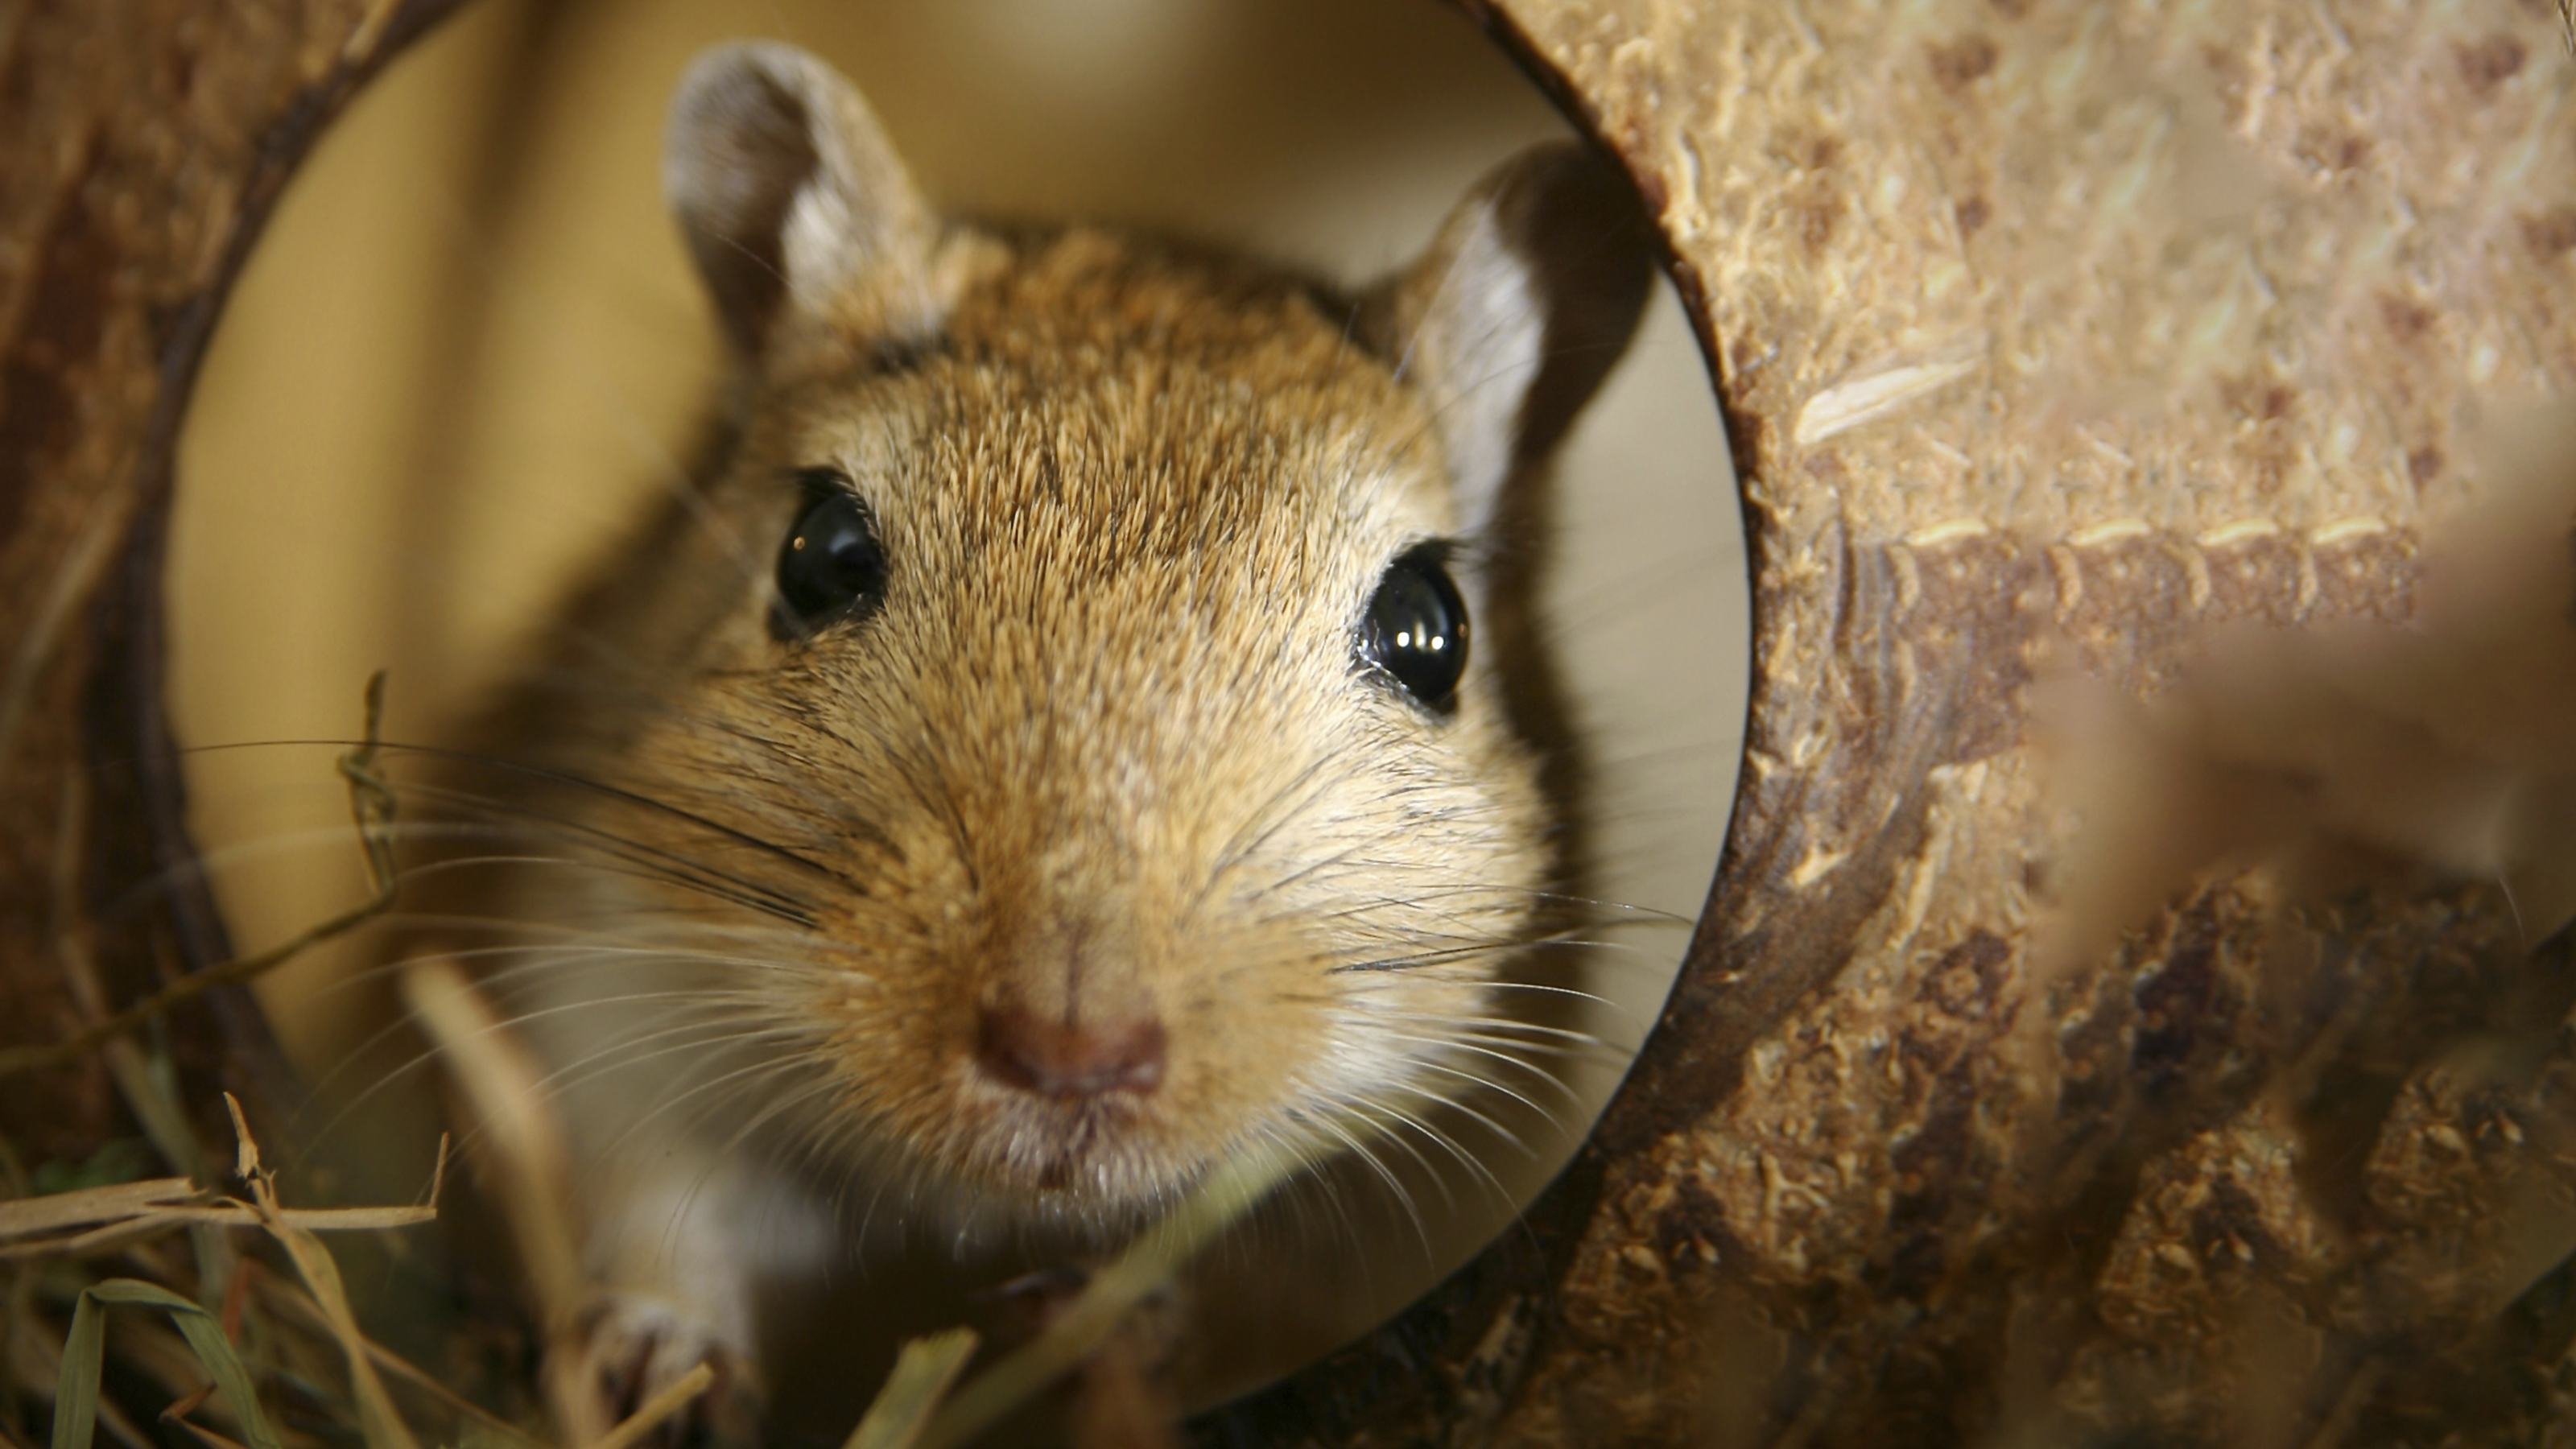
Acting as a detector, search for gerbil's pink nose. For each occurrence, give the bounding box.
[976,1007,1166,1100]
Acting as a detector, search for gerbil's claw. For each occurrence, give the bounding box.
[575,1294,762,1449]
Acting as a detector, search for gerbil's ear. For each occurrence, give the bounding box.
[1367,143,1657,528]
[666,43,940,357]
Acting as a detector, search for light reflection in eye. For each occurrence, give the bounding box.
[1357,543,1468,714]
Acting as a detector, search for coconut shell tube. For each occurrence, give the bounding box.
[0,0,470,1167]
[1208,2,2576,1445]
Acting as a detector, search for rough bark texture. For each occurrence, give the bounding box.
[1212,1,2576,1445]
[5,1,2575,1447]
[0,0,458,1158]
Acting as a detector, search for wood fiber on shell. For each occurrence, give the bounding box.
[1212,2,2576,1445]
[0,0,460,1160]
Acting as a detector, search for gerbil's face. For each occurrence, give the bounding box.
[475,43,1648,1227]
[604,233,1550,1215]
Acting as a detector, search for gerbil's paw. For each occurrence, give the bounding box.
[575,1295,762,1449]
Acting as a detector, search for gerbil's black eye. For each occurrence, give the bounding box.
[1357,545,1468,716]
[772,474,888,639]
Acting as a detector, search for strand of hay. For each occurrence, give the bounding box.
[221,1097,422,1449]
[0,673,400,1084]
[15,1105,442,1449]
[919,1151,1300,1449]
[840,1331,978,1449]
[585,1368,712,1449]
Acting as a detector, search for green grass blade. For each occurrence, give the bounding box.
[51,1280,285,1449]
[48,1286,105,1449]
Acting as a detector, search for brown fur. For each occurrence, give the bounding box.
[413,39,1651,1435]
[499,227,1548,1208]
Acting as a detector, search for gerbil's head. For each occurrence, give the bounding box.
[517,42,1652,1225]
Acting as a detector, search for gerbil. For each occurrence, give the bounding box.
[416,40,1651,1440]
